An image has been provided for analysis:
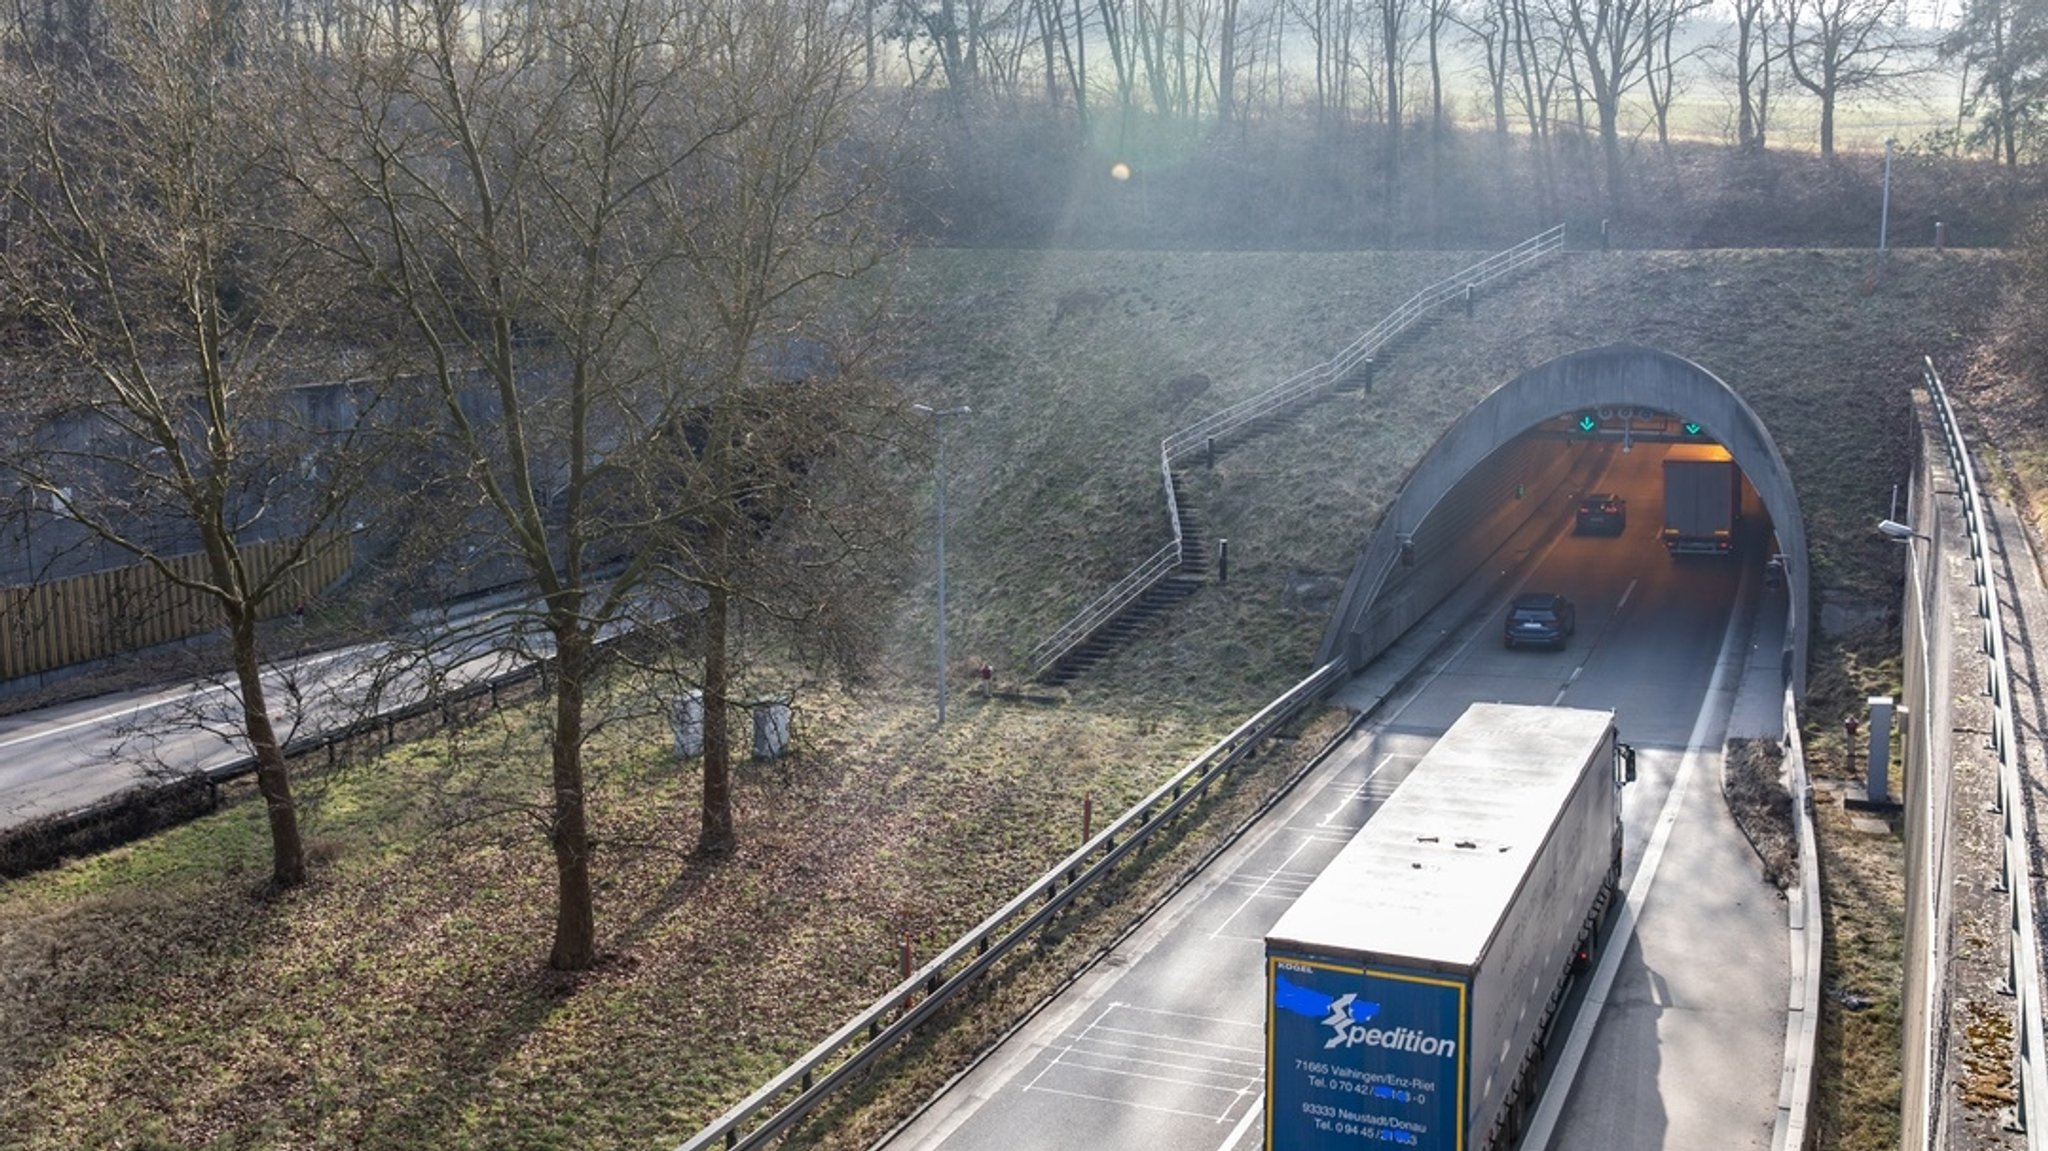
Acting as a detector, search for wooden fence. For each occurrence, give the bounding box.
[0,534,351,682]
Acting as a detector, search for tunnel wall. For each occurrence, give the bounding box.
[1318,344,1811,697]
[1348,438,1603,666]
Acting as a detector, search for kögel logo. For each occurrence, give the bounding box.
[1274,974,1459,1059]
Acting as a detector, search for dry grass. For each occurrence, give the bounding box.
[0,676,1267,1150]
[1798,628,1910,1151]
[1810,793,1908,1150]
[0,245,2018,1150]
[1724,737,1797,890]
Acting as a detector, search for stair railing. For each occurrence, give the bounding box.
[1026,225,1566,681]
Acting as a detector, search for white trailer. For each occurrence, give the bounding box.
[1662,442,1741,555]
[1264,703,1633,1151]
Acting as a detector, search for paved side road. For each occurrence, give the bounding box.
[0,596,553,832]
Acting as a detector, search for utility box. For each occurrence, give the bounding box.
[671,690,703,759]
[752,696,791,761]
[1865,695,1895,804]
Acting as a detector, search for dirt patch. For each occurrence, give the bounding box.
[1724,736,1797,890]
[1960,997,2019,1112]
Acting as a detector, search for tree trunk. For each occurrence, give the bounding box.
[1036,0,1060,107]
[230,611,306,889]
[1071,0,1089,126]
[698,537,736,857]
[1217,0,1238,122]
[1736,28,1758,148]
[548,626,598,966]
[1599,95,1624,216]
[549,625,597,970]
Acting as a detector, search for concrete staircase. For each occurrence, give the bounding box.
[1035,473,1212,685]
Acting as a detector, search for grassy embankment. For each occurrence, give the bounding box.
[0,245,2007,1150]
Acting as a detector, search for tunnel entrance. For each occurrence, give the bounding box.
[1318,345,1809,697]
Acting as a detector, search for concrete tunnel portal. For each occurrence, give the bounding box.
[1316,344,1811,697]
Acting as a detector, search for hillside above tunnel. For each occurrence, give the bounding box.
[889,245,2006,709]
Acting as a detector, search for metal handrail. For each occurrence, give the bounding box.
[674,659,1347,1151]
[1029,226,1566,680]
[1775,686,1823,1151]
[1922,357,2048,1146]
[1024,444,1189,675]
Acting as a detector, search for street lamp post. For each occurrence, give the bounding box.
[1880,138,1895,253]
[915,403,970,725]
[1872,516,1928,808]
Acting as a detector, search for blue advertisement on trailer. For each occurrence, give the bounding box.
[1265,954,1468,1150]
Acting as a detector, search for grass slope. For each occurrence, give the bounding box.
[0,244,2011,1150]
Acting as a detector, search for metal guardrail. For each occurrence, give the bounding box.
[1923,357,2048,1146]
[1027,225,1567,681]
[674,659,1348,1151]
[1775,686,1823,1151]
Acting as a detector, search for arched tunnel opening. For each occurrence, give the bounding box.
[1319,346,1809,707]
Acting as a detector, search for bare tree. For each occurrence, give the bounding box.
[654,0,904,857]
[1287,0,1359,121]
[1099,0,1144,121]
[1642,0,1711,145]
[2,0,100,63]
[1420,0,1454,135]
[1784,0,1919,158]
[291,0,736,969]
[1941,0,2048,165]
[1217,0,1242,119]
[1453,0,1515,132]
[1378,0,1414,168]
[1553,0,1653,212]
[1501,0,1571,140]
[892,0,984,110]
[290,0,899,965]
[1726,0,1782,149]
[0,0,381,889]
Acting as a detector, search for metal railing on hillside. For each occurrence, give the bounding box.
[1923,357,2048,1147]
[1026,225,1567,681]
[674,659,1348,1151]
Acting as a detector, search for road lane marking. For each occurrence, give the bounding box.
[1018,1082,1238,1121]
[1043,1051,1254,1089]
[1209,836,1324,940]
[1218,1093,1262,1148]
[1318,752,1398,827]
[1519,566,1751,1151]
[1024,1001,1118,1093]
[0,647,359,752]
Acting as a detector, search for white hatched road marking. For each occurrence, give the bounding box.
[1023,1003,1265,1123]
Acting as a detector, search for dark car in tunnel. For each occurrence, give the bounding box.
[1574,493,1627,535]
[1504,592,1577,649]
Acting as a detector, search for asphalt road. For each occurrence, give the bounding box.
[877,443,1790,1151]
[0,602,536,830]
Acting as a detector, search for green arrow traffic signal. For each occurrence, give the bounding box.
[1683,421,1703,436]
[1578,415,1598,432]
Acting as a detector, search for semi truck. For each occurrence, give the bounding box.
[1661,442,1741,555]
[1264,703,1633,1151]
